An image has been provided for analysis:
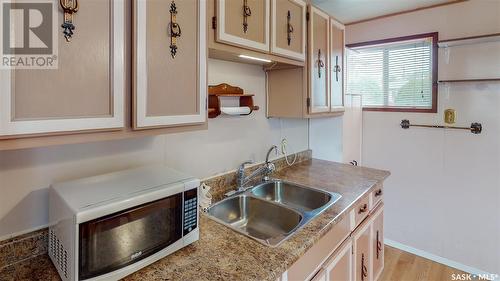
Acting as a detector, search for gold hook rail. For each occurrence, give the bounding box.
[400,119,482,134]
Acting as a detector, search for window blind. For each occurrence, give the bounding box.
[346,38,433,109]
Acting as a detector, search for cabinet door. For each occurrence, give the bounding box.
[353,220,371,281]
[330,19,344,111]
[133,0,207,129]
[216,0,270,52]
[325,240,353,281]
[371,204,384,281]
[271,0,306,61]
[308,6,330,114]
[0,0,125,138]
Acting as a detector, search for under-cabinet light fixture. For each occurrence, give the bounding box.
[238,55,272,63]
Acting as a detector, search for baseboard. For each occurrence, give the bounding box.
[384,238,494,277]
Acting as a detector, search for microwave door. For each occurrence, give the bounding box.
[78,194,183,280]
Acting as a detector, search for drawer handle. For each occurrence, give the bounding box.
[243,0,252,33]
[375,189,383,197]
[358,203,367,214]
[60,0,79,42]
[287,11,294,46]
[169,1,182,58]
[361,253,368,281]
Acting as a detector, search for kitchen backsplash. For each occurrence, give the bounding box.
[0,150,312,271]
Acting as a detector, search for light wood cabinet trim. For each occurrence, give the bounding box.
[270,0,306,61]
[216,0,270,52]
[0,0,125,137]
[329,18,345,110]
[308,5,330,114]
[133,0,207,129]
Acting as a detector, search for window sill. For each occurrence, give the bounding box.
[363,107,437,113]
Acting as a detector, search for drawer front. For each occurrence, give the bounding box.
[287,214,350,281]
[351,196,369,230]
[370,185,383,211]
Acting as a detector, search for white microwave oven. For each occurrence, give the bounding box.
[48,166,200,281]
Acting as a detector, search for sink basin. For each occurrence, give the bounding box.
[251,181,336,212]
[206,180,341,247]
[207,195,302,246]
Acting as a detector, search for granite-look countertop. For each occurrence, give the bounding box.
[0,159,389,281]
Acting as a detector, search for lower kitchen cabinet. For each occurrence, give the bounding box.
[371,205,384,281]
[325,240,353,281]
[282,197,384,281]
[353,218,372,281]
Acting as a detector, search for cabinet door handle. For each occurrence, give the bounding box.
[169,1,182,58]
[358,203,367,214]
[375,189,383,197]
[243,0,252,33]
[361,253,368,281]
[334,56,341,82]
[317,49,325,78]
[60,0,79,42]
[376,230,383,259]
[287,10,294,46]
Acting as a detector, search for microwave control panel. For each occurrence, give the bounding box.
[183,188,198,235]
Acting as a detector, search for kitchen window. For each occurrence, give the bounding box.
[346,32,438,112]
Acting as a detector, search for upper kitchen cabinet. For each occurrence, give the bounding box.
[308,5,330,114]
[215,0,270,52]
[133,0,207,129]
[270,0,306,61]
[330,19,345,112]
[0,0,125,138]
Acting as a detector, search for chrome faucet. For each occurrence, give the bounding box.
[229,146,279,196]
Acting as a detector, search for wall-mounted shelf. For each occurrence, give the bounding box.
[208,83,259,119]
[438,33,500,48]
[438,78,500,83]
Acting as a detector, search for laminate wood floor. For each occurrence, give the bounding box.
[380,245,467,281]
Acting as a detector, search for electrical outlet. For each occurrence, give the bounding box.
[281,138,288,155]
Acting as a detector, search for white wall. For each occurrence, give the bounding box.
[310,117,343,162]
[0,59,309,239]
[347,0,500,274]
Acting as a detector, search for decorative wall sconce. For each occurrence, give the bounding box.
[169,1,182,58]
[60,0,79,42]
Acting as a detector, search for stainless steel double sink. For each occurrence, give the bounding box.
[206,180,342,247]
